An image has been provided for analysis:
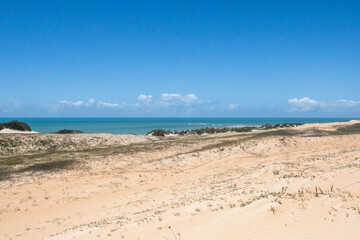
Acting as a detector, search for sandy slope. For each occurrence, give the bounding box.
[0,132,153,156]
[0,128,38,134]
[0,122,360,239]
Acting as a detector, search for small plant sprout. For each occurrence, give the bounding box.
[168,226,181,240]
[270,206,276,215]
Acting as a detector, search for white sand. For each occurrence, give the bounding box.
[0,121,360,239]
[0,128,38,134]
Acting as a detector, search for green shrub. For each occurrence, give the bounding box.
[52,129,84,134]
[2,120,32,131]
[148,129,170,136]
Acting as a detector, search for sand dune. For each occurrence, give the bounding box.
[0,128,38,134]
[0,121,360,239]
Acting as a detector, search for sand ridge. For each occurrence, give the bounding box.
[0,121,360,239]
[0,128,38,134]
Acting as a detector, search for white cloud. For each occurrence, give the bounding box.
[161,93,182,101]
[288,97,318,105]
[98,101,122,108]
[160,93,198,105]
[42,98,124,112]
[87,98,95,105]
[288,97,321,111]
[37,93,243,116]
[335,99,360,107]
[43,94,202,113]
[182,94,198,104]
[289,97,360,112]
[137,94,153,105]
[56,98,123,108]
[228,104,237,110]
[136,93,199,108]
[138,94,152,101]
[58,100,84,106]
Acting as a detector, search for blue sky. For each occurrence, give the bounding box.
[1,0,360,117]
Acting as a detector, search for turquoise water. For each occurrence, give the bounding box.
[0,118,357,135]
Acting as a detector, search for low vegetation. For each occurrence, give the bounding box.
[52,129,84,134]
[1,120,32,131]
[333,123,360,135]
[1,121,360,182]
[21,159,75,172]
[148,123,302,136]
[147,129,171,136]
[255,123,360,138]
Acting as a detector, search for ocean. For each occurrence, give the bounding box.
[0,117,357,135]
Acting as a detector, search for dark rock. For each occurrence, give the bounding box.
[0,123,4,131]
[53,129,84,134]
[2,120,32,131]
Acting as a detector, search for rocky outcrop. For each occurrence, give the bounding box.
[53,129,84,134]
[0,124,4,131]
[1,121,32,131]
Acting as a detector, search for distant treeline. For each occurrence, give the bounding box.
[147,123,302,136]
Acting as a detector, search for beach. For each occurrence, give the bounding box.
[0,117,354,134]
[1,121,360,239]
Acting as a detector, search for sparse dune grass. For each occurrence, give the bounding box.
[21,159,75,172]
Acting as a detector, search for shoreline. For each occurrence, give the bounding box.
[1,117,358,135]
[0,119,359,135]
